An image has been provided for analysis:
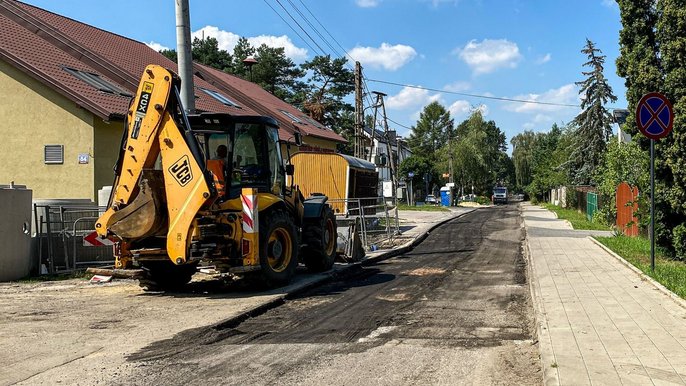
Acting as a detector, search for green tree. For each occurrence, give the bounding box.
[408,101,454,159]
[569,39,617,185]
[399,155,436,200]
[511,130,537,188]
[192,37,232,72]
[252,44,305,102]
[231,37,256,79]
[594,138,650,226]
[300,55,354,129]
[528,125,573,200]
[657,0,686,258]
[616,0,662,143]
[159,48,177,62]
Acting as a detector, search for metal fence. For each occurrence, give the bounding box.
[34,204,114,274]
[329,196,399,251]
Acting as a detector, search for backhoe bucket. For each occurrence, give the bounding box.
[109,170,167,239]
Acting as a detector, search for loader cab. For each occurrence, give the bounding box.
[188,113,285,199]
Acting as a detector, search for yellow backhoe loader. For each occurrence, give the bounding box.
[95,65,336,289]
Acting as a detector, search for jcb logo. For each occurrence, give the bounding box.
[169,155,193,187]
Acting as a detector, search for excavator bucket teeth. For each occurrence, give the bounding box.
[109,170,167,239]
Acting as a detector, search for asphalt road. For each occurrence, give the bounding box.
[118,205,541,385]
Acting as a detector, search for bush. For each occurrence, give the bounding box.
[566,186,578,210]
[672,224,686,260]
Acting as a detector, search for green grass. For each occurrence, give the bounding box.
[542,203,610,231]
[595,235,686,299]
[398,204,450,212]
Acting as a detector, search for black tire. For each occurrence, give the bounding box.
[139,260,197,291]
[302,205,337,272]
[259,209,299,287]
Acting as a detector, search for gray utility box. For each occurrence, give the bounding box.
[0,184,32,281]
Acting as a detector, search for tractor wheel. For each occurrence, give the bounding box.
[259,209,299,287]
[139,260,197,291]
[302,205,337,272]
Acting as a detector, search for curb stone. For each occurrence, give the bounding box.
[521,206,560,386]
[588,236,686,310]
[203,208,477,334]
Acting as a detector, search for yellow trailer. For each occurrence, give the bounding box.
[290,152,377,262]
[290,152,378,215]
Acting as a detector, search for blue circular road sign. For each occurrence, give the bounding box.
[636,92,674,140]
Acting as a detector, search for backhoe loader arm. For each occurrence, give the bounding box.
[95,65,211,265]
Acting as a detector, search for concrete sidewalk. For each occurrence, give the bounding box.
[523,203,686,385]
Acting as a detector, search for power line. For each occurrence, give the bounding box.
[386,116,413,131]
[297,0,356,63]
[285,0,344,59]
[273,0,327,56]
[262,0,324,57]
[367,79,581,108]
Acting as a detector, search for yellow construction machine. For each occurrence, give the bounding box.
[95,65,336,289]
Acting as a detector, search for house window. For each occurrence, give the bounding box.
[44,145,64,164]
[63,67,132,97]
[279,110,302,123]
[201,88,241,108]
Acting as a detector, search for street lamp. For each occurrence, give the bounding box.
[242,56,258,82]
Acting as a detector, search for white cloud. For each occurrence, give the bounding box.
[601,0,617,8]
[443,81,471,92]
[386,86,441,110]
[448,100,471,117]
[535,53,552,65]
[503,83,579,113]
[456,39,523,75]
[146,41,170,52]
[349,43,417,71]
[356,0,381,7]
[191,26,308,62]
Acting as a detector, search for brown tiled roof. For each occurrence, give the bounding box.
[194,64,346,143]
[0,0,346,145]
[0,1,259,119]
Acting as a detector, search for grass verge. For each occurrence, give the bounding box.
[542,203,610,231]
[594,235,686,299]
[398,204,449,212]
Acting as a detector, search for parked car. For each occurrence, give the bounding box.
[425,194,438,205]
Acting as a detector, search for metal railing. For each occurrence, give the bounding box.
[329,196,400,251]
[34,204,114,274]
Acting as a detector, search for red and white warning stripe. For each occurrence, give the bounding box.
[241,192,258,234]
[83,231,115,247]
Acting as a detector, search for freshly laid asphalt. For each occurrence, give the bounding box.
[524,202,686,385]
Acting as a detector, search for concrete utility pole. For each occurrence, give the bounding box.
[354,62,365,159]
[377,93,400,235]
[175,0,195,113]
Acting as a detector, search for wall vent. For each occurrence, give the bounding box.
[44,145,64,164]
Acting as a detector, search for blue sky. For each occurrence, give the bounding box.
[23,0,627,147]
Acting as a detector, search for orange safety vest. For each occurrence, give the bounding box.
[206,159,225,195]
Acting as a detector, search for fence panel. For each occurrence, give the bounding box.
[34,204,114,274]
[586,192,598,221]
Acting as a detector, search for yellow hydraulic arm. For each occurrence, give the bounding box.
[95,65,211,265]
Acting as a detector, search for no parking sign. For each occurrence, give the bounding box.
[636,92,673,140]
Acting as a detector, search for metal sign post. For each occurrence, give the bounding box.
[636,92,674,271]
